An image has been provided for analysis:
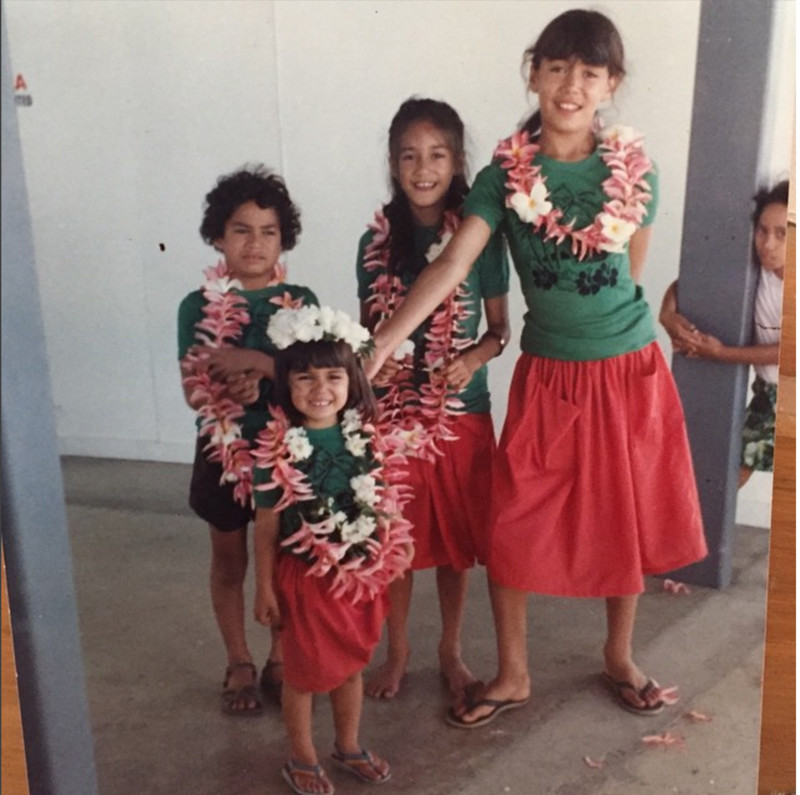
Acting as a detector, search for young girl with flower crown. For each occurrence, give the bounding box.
[178,165,318,716]
[252,306,413,795]
[356,97,510,702]
[366,9,707,728]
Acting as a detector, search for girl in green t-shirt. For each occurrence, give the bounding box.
[356,97,510,704]
[366,9,707,729]
[252,306,412,795]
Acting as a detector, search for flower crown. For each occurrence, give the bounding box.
[267,305,374,357]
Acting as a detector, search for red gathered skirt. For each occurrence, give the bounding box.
[404,412,495,571]
[277,555,389,693]
[488,343,707,597]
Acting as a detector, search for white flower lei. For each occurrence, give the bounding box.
[496,124,654,260]
[252,407,413,602]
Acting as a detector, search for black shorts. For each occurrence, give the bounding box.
[188,437,254,531]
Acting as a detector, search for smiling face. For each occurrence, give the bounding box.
[213,201,282,289]
[530,57,617,146]
[392,119,459,226]
[288,366,350,429]
[754,201,788,278]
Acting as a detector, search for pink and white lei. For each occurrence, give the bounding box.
[181,260,286,505]
[496,125,653,260]
[252,407,413,602]
[362,209,473,462]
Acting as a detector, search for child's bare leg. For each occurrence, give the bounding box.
[210,526,258,710]
[365,573,412,700]
[604,595,661,708]
[282,683,334,794]
[283,682,316,763]
[331,672,390,782]
[436,565,477,699]
[452,579,530,722]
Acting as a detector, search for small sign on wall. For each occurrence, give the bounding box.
[14,73,32,107]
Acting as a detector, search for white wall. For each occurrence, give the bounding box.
[3,0,791,525]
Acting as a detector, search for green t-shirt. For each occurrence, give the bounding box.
[356,222,509,413]
[177,282,318,440]
[252,424,362,555]
[464,150,659,361]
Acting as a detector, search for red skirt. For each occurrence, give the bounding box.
[277,555,389,693]
[404,412,495,571]
[488,343,707,597]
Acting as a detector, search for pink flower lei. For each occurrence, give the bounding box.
[252,407,414,602]
[495,125,654,261]
[362,209,473,462]
[181,260,286,505]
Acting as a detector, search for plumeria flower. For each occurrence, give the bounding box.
[341,408,362,435]
[392,339,415,361]
[509,181,553,225]
[285,427,313,461]
[425,231,453,263]
[341,515,377,544]
[600,125,642,146]
[206,275,243,294]
[292,305,325,343]
[350,473,378,506]
[598,213,637,253]
[345,433,370,457]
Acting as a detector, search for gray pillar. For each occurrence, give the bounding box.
[0,7,98,794]
[668,0,774,588]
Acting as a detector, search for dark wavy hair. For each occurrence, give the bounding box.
[521,9,625,138]
[751,179,789,266]
[752,180,789,226]
[272,339,378,427]
[199,164,301,251]
[384,97,470,274]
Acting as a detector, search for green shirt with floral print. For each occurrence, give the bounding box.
[464,150,659,361]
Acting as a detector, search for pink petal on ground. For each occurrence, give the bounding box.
[662,579,691,595]
[684,710,713,722]
[660,686,680,705]
[583,756,605,769]
[641,732,685,749]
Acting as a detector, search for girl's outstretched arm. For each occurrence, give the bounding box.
[367,215,492,378]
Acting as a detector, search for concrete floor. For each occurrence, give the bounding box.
[63,456,770,795]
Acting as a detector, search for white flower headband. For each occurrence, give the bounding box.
[267,305,374,356]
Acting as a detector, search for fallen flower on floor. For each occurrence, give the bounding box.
[684,710,713,722]
[641,732,685,750]
[662,579,691,595]
[582,756,605,769]
[660,685,680,705]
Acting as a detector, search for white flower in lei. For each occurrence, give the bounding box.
[509,181,553,225]
[341,515,378,545]
[284,426,313,461]
[350,473,379,507]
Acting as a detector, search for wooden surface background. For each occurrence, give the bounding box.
[757,218,796,795]
[2,543,30,795]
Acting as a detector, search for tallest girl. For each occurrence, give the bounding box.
[367,8,707,728]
